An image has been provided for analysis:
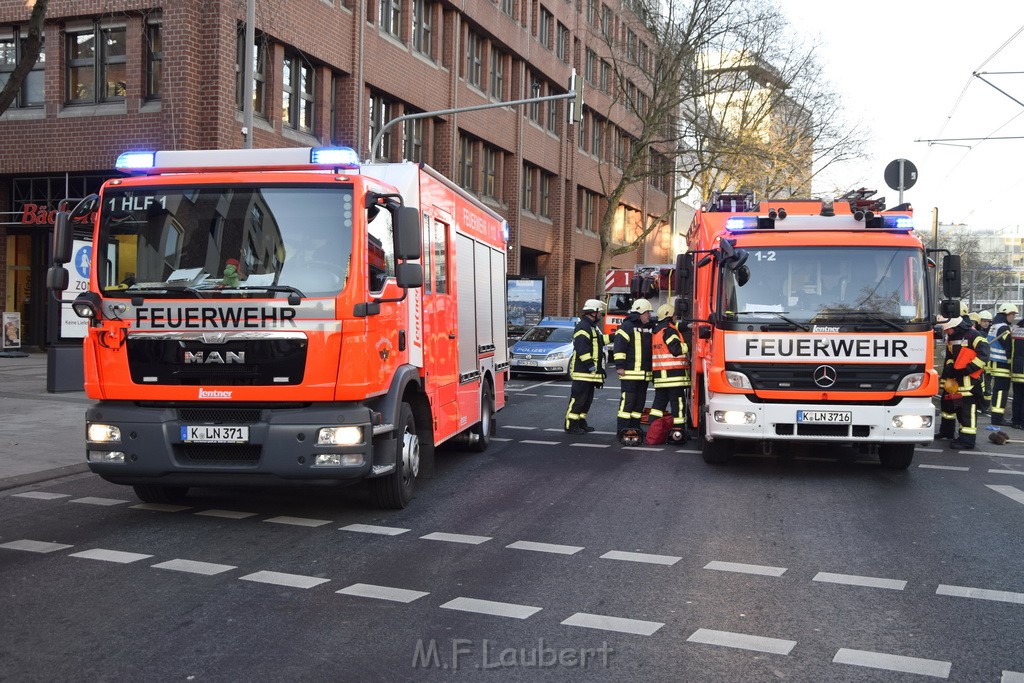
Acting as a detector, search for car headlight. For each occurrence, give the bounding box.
[897,373,925,391]
[547,351,569,361]
[725,371,752,390]
[87,423,122,443]
[317,426,363,446]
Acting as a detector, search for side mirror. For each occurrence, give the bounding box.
[52,212,74,265]
[394,206,422,260]
[940,299,960,318]
[629,275,645,298]
[942,254,962,299]
[47,264,69,291]
[734,264,750,287]
[396,262,423,288]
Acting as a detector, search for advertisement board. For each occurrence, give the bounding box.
[507,276,545,342]
[2,312,21,349]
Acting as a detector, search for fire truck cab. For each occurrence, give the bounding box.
[48,147,508,508]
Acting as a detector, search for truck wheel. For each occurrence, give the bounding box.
[133,485,188,504]
[879,443,914,470]
[701,437,732,464]
[470,382,495,453]
[370,402,419,509]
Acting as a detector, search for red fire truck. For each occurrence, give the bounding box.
[676,191,961,469]
[48,147,508,508]
[602,264,675,336]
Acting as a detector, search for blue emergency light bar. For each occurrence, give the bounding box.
[310,146,360,167]
[115,146,361,173]
[724,213,915,232]
[115,151,156,170]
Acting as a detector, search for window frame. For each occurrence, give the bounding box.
[412,0,433,57]
[0,27,45,109]
[369,93,395,161]
[489,46,504,99]
[65,24,127,105]
[236,31,267,118]
[466,31,482,87]
[379,0,402,37]
[145,22,161,100]
[282,50,315,133]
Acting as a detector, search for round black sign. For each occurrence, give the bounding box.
[884,159,918,191]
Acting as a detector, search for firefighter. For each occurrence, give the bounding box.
[613,298,654,444]
[987,303,1018,426]
[564,299,610,435]
[1011,313,1024,429]
[936,316,990,450]
[649,303,690,443]
[977,309,993,410]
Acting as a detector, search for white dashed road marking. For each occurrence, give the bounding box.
[70,497,128,506]
[70,548,153,563]
[918,465,970,471]
[491,437,513,442]
[622,446,664,452]
[238,570,330,589]
[152,559,237,575]
[986,485,1024,505]
[936,584,1024,605]
[131,503,191,512]
[1,539,72,553]
[988,469,1024,476]
[1002,671,1024,682]
[337,583,429,603]
[12,491,70,500]
[194,509,258,519]
[264,516,332,527]
[687,628,796,655]
[507,540,585,555]
[990,452,1024,459]
[340,523,410,536]
[421,532,492,545]
[440,597,541,619]
[570,443,610,448]
[705,561,787,576]
[832,648,951,678]
[813,572,906,590]
[561,612,663,636]
[601,550,681,566]
[503,425,534,430]
[521,440,560,445]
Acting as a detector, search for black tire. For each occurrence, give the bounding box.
[370,402,419,509]
[470,382,495,453]
[701,436,732,464]
[879,443,914,470]
[133,485,188,504]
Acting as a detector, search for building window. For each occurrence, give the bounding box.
[626,29,637,61]
[586,0,597,26]
[528,73,541,123]
[546,95,558,133]
[236,32,267,117]
[522,165,535,212]
[539,9,552,48]
[501,0,515,18]
[283,51,315,132]
[556,23,569,63]
[600,59,609,93]
[482,146,499,199]
[466,31,482,87]
[146,23,161,100]
[489,47,504,99]
[379,0,402,37]
[600,5,612,36]
[578,113,586,150]
[404,116,424,162]
[585,48,597,85]
[369,93,395,160]
[0,28,45,108]
[459,135,475,192]
[412,0,433,56]
[539,173,552,217]
[66,25,126,104]
[591,118,602,157]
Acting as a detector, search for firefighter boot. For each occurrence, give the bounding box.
[564,420,586,436]
[579,419,597,433]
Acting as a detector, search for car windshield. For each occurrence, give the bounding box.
[721,245,928,324]
[96,185,355,298]
[521,326,573,343]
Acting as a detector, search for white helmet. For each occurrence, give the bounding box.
[999,303,1019,315]
[656,304,674,320]
[630,298,654,314]
[979,310,993,321]
[959,301,970,316]
[938,316,962,331]
[582,298,605,313]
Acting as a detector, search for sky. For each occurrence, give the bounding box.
[775,0,1024,232]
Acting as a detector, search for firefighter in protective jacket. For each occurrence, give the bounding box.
[648,304,690,440]
[987,303,1017,425]
[613,298,654,442]
[564,299,610,434]
[1010,315,1024,429]
[937,316,990,450]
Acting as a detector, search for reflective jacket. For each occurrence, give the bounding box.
[1010,322,1024,383]
[570,315,610,383]
[613,312,653,381]
[987,313,1012,375]
[943,323,990,392]
[651,319,690,388]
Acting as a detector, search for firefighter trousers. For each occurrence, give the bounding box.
[990,374,1011,423]
[939,393,977,447]
[565,380,598,430]
[1012,381,1024,427]
[650,386,686,427]
[617,379,649,432]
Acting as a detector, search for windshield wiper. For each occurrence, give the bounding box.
[755,311,809,331]
[817,310,903,331]
[232,285,306,303]
[125,283,204,299]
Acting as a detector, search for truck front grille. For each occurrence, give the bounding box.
[179,444,262,465]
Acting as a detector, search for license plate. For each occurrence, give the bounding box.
[797,411,852,424]
[180,425,249,443]
[519,360,538,366]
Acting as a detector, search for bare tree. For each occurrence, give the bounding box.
[938,225,1015,305]
[585,0,866,295]
[0,0,47,117]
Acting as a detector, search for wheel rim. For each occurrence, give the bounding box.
[401,426,420,481]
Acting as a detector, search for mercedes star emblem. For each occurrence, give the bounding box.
[813,365,837,388]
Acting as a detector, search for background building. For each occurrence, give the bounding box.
[0,0,677,349]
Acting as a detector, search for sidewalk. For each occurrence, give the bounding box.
[0,350,91,490]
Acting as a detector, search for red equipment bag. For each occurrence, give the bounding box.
[646,415,674,445]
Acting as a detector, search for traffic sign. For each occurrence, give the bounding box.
[884,159,918,191]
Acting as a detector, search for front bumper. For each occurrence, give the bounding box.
[510,357,569,375]
[704,394,934,444]
[84,401,396,488]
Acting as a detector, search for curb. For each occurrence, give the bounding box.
[0,463,91,492]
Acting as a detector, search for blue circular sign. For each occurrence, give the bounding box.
[74,245,92,278]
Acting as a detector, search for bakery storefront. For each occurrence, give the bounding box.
[3,173,110,349]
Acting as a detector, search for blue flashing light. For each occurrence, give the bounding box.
[725,217,758,230]
[310,146,360,168]
[115,151,156,171]
[882,215,914,230]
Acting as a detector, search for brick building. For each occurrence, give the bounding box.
[0,0,675,349]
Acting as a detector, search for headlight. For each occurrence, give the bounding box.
[714,410,756,425]
[897,373,925,391]
[314,453,365,467]
[547,351,569,361]
[317,426,363,446]
[892,415,932,429]
[87,423,121,443]
[725,371,752,390]
[87,450,125,463]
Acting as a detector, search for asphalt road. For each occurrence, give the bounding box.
[2,376,1023,681]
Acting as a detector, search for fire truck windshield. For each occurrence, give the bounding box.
[97,185,355,298]
[721,246,928,325]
